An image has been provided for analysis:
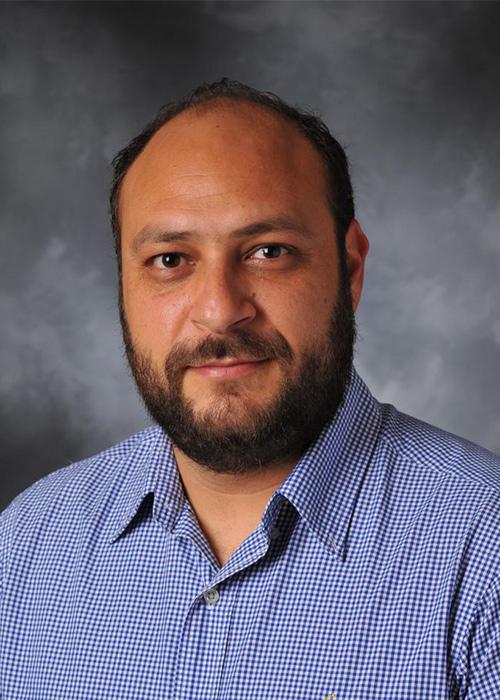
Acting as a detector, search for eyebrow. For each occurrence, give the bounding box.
[131,216,312,253]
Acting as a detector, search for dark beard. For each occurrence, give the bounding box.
[120,281,356,475]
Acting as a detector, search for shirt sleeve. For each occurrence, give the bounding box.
[461,574,500,699]
[452,490,500,699]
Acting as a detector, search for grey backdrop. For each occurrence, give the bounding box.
[1,1,499,510]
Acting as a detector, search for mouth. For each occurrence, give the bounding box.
[187,358,270,380]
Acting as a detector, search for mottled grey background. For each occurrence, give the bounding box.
[1,1,499,510]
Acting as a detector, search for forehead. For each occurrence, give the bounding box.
[119,100,332,238]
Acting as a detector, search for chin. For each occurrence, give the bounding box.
[194,390,273,420]
[186,375,278,406]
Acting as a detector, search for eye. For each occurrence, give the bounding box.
[152,253,185,269]
[250,245,290,260]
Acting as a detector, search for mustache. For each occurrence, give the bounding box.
[165,328,294,374]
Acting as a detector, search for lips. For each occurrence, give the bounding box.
[187,358,269,379]
[190,358,265,368]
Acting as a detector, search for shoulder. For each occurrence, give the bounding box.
[0,426,160,545]
[375,404,500,633]
[378,402,500,496]
[374,402,500,577]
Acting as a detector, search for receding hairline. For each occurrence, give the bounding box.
[164,94,303,125]
[118,95,334,220]
[127,95,326,168]
[111,82,355,266]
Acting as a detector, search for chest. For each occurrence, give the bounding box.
[1,517,458,700]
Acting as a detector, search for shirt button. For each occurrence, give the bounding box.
[204,588,220,606]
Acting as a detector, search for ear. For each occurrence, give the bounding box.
[345,219,369,311]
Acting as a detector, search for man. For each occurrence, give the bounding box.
[1,79,499,699]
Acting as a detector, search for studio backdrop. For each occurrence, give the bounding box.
[1,1,499,509]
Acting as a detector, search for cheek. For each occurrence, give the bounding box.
[263,282,335,355]
[122,280,188,357]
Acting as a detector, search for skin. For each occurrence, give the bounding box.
[119,100,369,565]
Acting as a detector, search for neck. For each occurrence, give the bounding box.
[173,446,296,564]
[174,446,295,512]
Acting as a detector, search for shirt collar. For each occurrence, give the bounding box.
[103,367,382,556]
[269,367,382,560]
[104,428,185,543]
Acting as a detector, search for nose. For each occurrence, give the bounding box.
[190,263,257,335]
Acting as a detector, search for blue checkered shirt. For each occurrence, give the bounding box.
[1,369,500,699]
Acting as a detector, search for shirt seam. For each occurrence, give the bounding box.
[377,426,500,499]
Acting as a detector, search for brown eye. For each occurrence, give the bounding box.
[251,245,289,259]
[160,253,182,267]
[152,253,184,269]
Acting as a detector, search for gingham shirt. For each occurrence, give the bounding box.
[1,369,500,699]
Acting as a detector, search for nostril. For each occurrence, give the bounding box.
[190,294,258,335]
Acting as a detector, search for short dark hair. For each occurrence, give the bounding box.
[110,78,355,263]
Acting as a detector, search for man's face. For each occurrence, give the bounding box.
[119,101,367,473]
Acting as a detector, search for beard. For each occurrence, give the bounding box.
[120,277,356,475]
